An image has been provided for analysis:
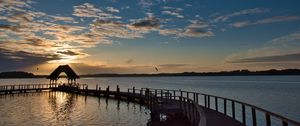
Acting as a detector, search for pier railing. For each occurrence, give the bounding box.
[0,83,88,93]
[1,84,299,126]
[141,88,300,126]
[128,87,202,126]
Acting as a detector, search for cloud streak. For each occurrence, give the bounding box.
[73,3,121,19]
[228,52,300,63]
[231,16,300,28]
[213,8,269,22]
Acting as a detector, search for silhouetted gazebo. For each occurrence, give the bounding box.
[47,65,79,84]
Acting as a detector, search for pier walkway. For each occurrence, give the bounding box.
[0,84,299,126]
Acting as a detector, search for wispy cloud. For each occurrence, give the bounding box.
[161,6,184,18]
[138,0,153,9]
[129,14,161,32]
[49,15,76,23]
[91,19,143,39]
[231,16,300,28]
[106,6,119,13]
[73,3,121,19]
[180,20,214,38]
[227,31,300,64]
[228,52,300,63]
[213,8,269,23]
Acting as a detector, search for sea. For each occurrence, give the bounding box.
[0,76,299,125]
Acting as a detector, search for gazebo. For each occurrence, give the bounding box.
[47,65,79,85]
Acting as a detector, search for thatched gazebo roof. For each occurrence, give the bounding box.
[47,65,79,81]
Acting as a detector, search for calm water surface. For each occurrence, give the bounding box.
[0,76,300,124]
[0,92,150,126]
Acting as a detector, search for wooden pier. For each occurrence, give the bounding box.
[0,84,300,126]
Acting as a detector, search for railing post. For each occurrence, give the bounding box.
[242,104,246,125]
[180,91,183,99]
[265,113,271,126]
[204,95,207,107]
[167,90,170,100]
[161,90,163,99]
[282,120,288,126]
[187,92,189,99]
[215,97,218,111]
[232,101,235,119]
[173,90,176,100]
[193,93,196,101]
[252,108,257,126]
[208,95,210,108]
[196,93,199,103]
[224,99,227,115]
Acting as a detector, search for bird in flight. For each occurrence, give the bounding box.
[155,66,158,71]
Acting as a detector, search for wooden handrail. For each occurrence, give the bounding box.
[143,88,300,126]
[1,85,299,126]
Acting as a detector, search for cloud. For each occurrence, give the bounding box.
[0,0,31,13]
[56,50,83,56]
[161,6,184,18]
[159,64,189,68]
[106,6,119,13]
[138,0,153,9]
[226,31,300,65]
[256,16,300,24]
[213,8,269,22]
[0,48,62,72]
[231,16,300,28]
[230,21,251,28]
[228,52,300,63]
[0,24,20,32]
[162,11,184,18]
[129,16,160,31]
[91,19,143,39]
[158,29,180,36]
[49,15,76,23]
[73,3,121,19]
[180,20,214,38]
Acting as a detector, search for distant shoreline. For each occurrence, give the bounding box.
[1,69,300,78]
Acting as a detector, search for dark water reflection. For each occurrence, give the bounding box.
[0,92,150,125]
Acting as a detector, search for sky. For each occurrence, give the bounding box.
[0,0,300,75]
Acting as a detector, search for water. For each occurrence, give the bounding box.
[0,92,150,126]
[0,76,300,124]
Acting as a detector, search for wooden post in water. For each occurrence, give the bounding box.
[116,85,120,99]
[133,86,135,95]
[106,86,110,98]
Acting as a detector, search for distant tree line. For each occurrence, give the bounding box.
[0,71,36,78]
[81,69,300,77]
[1,69,300,78]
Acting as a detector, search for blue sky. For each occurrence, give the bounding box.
[0,0,300,74]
